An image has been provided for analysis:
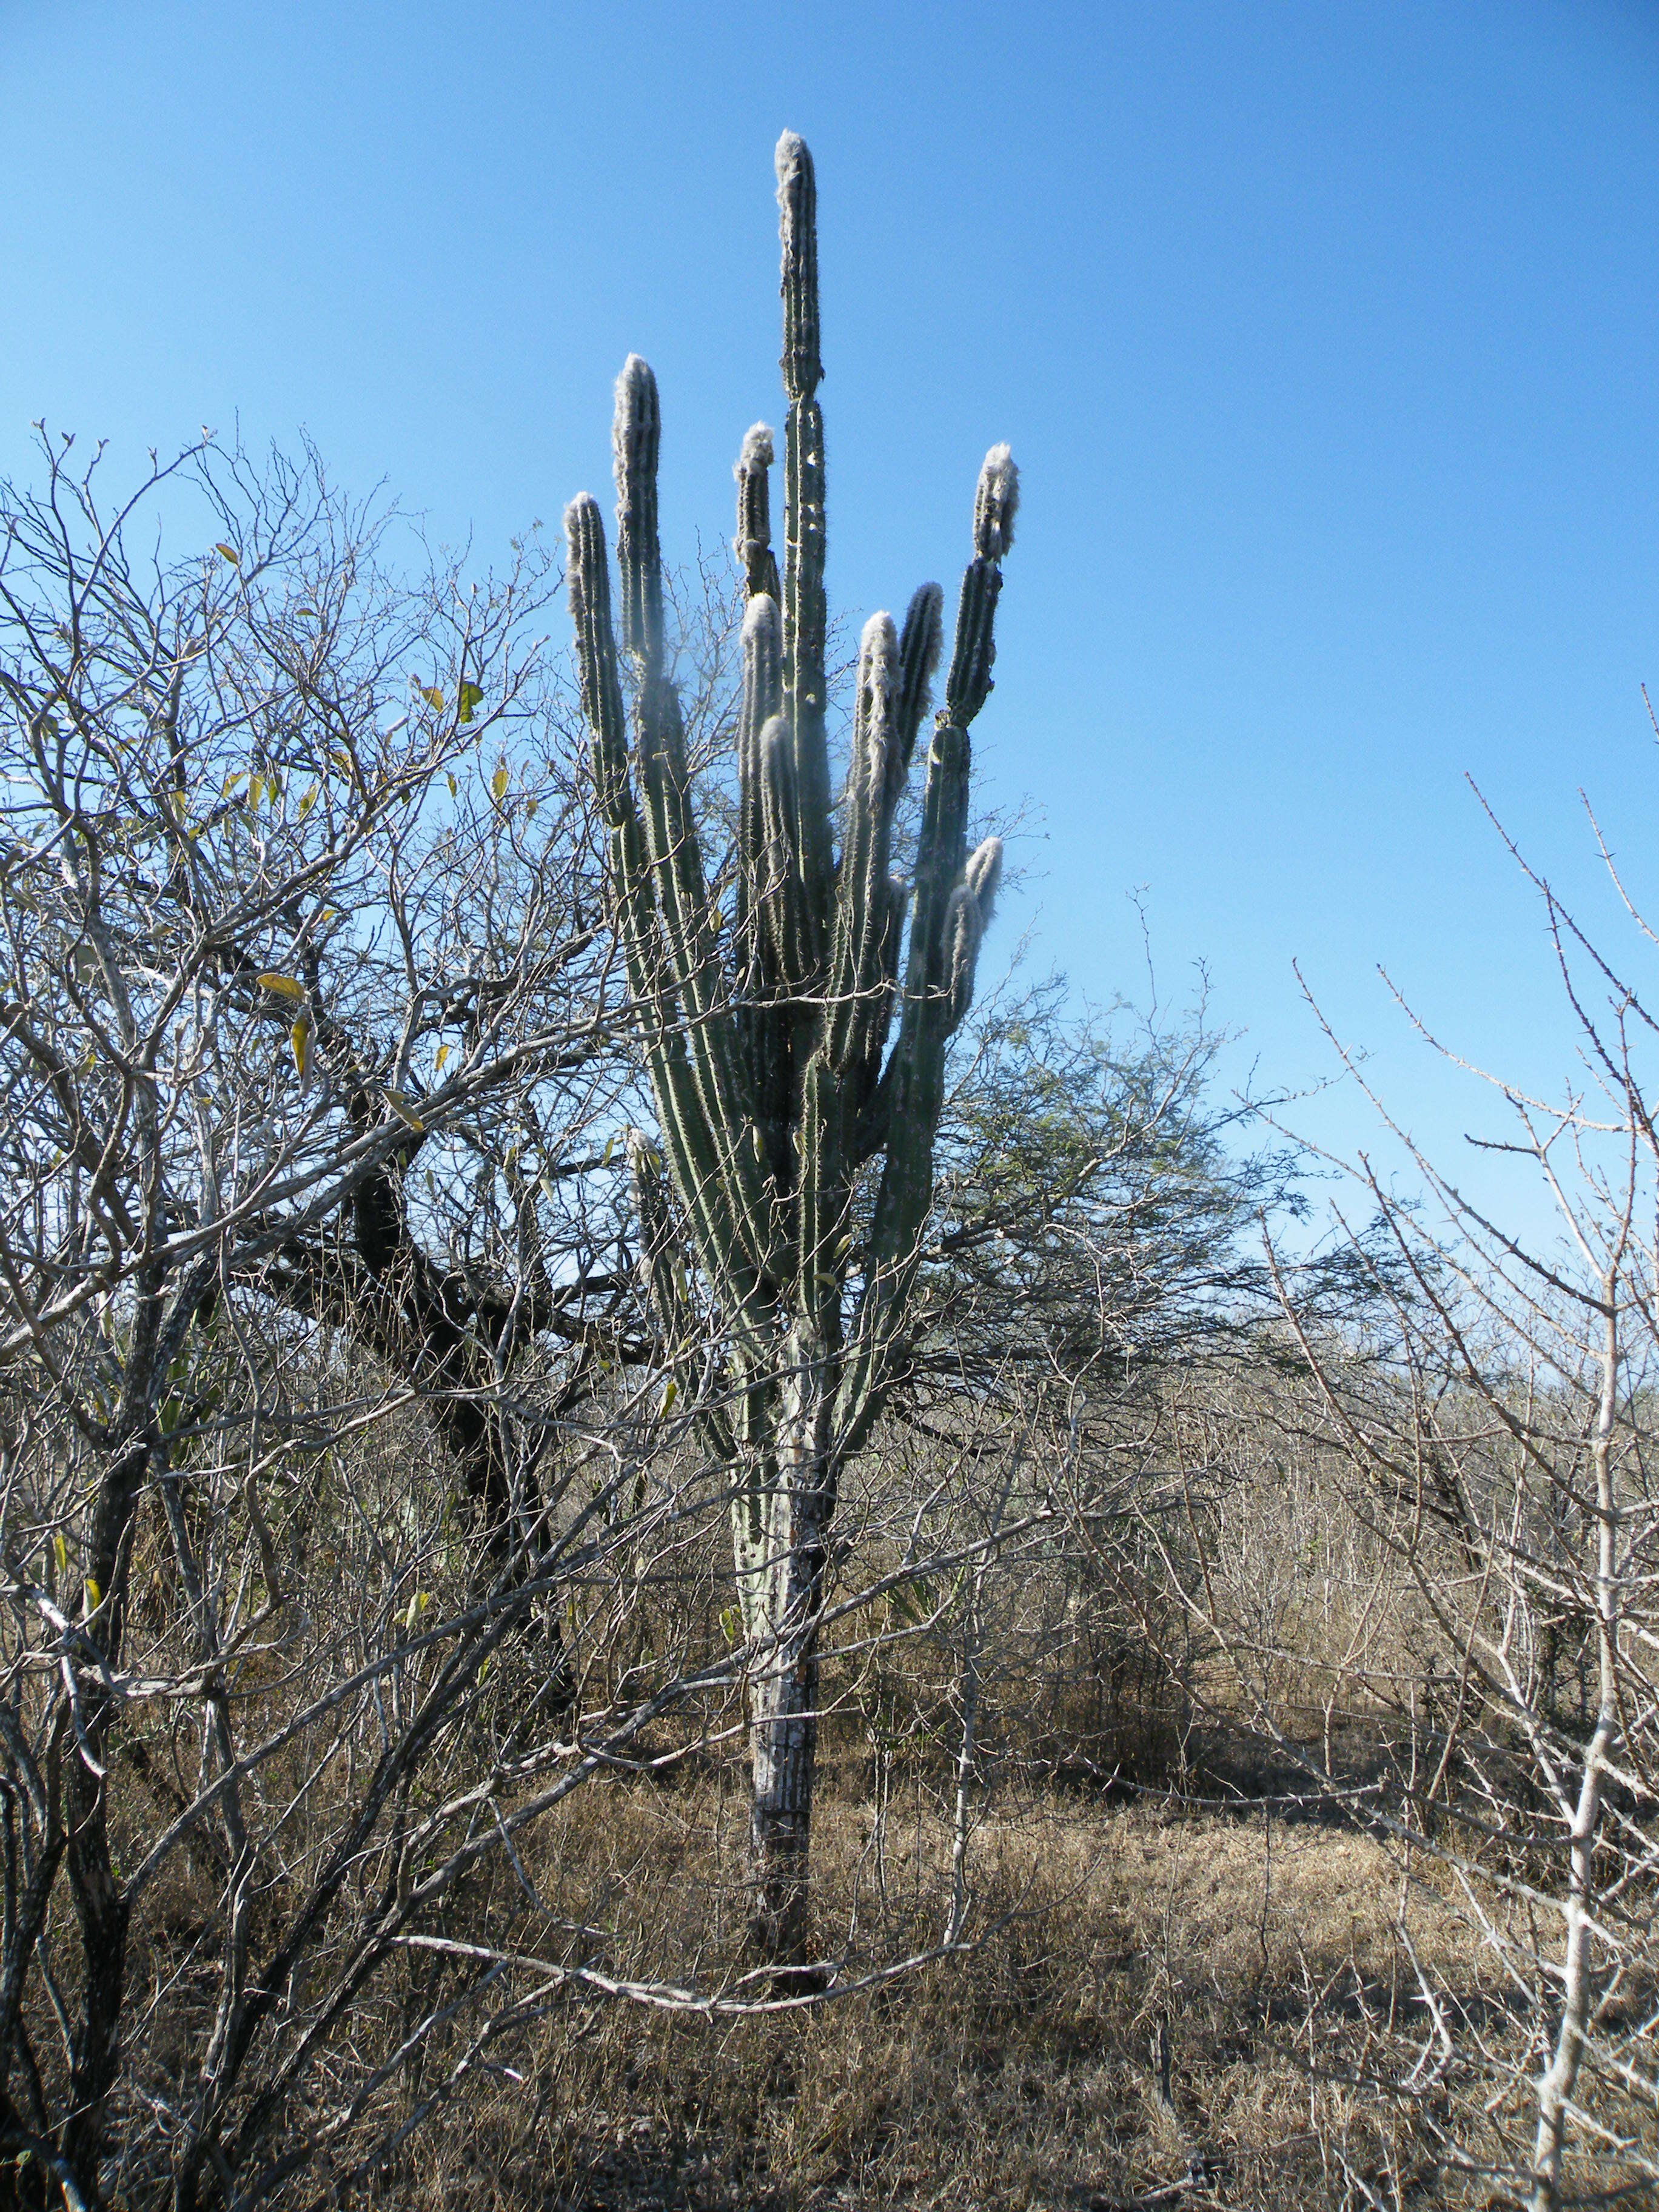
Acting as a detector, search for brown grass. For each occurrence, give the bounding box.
[360,1769,1493,2212]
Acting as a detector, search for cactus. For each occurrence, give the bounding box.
[566,130,1016,1965]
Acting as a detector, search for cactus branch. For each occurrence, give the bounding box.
[894,581,945,786]
[613,355,665,679]
[736,424,782,604]
[944,445,1020,729]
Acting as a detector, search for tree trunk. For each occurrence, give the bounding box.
[62,1423,152,2207]
[745,1324,836,1976]
[1529,1290,1623,2212]
[748,1642,819,1968]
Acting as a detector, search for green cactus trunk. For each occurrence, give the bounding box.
[566,132,1016,1967]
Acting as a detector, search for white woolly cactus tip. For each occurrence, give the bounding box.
[613,353,657,415]
[858,608,898,669]
[775,130,810,191]
[965,835,1004,920]
[973,444,1019,561]
[737,423,774,474]
[856,611,899,799]
[612,356,659,468]
[741,592,780,644]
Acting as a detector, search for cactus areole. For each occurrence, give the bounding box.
[565,131,1016,1967]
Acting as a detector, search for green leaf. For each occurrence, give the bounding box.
[491,765,509,803]
[457,680,484,725]
[215,542,240,566]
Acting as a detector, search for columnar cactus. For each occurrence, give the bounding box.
[566,131,1016,1965]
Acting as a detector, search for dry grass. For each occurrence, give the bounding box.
[358,1767,1497,2212]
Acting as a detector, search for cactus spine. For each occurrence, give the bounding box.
[566,132,1015,1965]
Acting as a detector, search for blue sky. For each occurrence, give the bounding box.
[4,0,1657,1245]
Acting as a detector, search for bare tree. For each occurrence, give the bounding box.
[0,432,677,2206]
[1147,791,1659,2210]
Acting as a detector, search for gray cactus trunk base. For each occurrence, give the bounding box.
[746,1332,834,1964]
[565,132,1016,1966]
[720,1179,843,1969]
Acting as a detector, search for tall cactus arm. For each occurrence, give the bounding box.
[796,1054,845,1341]
[903,722,972,1012]
[736,424,782,605]
[837,584,943,1156]
[899,443,1017,1029]
[611,360,780,1302]
[734,592,780,972]
[566,492,637,834]
[824,611,900,1076]
[944,443,1018,728]
[756,714,817,990]
[614,354,666,679]
[566,492,730,1295]
[775,132,834,931]
[893,583,945,786]
[837,825,1009,1456]
[733,435,783,1021]
[777,134,819,404]
[737,595,783,827]
[827,716,966,1440]
[834,449,1017,1452]
[843,872,909,1162]
[802,614,903,1359]
[627,1128,737,1466]
[734,594,795,1182]
[566,492,772,1340]
[632,1129,773,1620]
[943,834,1002,1030]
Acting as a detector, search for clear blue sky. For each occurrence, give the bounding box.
[5,1,1657,1242]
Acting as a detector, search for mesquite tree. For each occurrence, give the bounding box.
[565,131,1017,1963]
